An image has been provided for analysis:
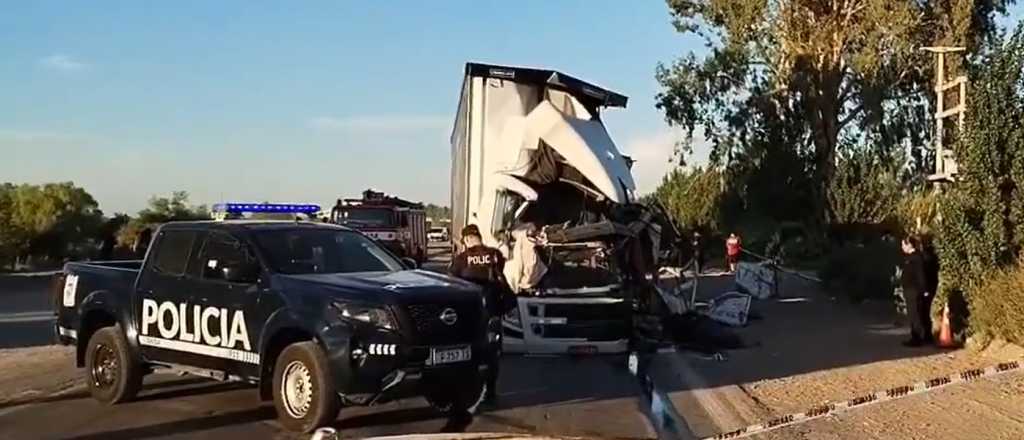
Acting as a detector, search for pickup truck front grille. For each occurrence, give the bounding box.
[404,302,481,345]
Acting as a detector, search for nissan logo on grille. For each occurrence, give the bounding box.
[439,308,458,326]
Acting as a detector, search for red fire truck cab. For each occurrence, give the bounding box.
[329,189,428,264]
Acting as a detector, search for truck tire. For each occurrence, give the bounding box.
[272,342,341,433]
[85,325,143,404]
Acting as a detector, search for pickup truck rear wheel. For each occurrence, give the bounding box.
[85,325,143,404]
[272,342,341,433]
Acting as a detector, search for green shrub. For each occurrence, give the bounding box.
[896,189,939,235]
[653,166,724,232]
[828,149,904,226]
[819,241,901,302]
[966,265,1024,345]
[935,26,1024,342]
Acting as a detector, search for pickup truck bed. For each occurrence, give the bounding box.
[54,261,141,343]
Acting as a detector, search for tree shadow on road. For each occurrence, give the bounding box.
[334,406,479,434]
[328,354,646,436]
[0,377,211,410]
[58,406,276,440]
[134,379,251,402]
[649,271,949,394]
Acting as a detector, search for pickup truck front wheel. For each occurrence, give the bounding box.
[85,325,143,404]
[272,342,341,433]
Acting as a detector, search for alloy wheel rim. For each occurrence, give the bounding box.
[91,343,119,389]
[281,360,314,419]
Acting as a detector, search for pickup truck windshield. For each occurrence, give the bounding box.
[253,229,404,274]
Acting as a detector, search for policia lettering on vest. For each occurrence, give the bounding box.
[449,224,509,405]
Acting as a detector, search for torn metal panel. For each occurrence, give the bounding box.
[543,221,634,243]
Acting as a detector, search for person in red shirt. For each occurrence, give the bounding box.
[726,233,741,273]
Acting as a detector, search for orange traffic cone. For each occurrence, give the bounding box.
[937,304,956,348]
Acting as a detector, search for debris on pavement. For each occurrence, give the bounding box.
[663,313,747,355]
[705,292,752,327]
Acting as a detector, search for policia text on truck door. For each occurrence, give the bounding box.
[54,217,493,433]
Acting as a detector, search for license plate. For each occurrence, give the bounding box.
[428,345,472,365]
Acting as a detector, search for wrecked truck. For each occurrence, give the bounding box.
[450,62,669,354]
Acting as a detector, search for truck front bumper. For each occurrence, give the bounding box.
[319,324,492,403]
[502,296,631,355]
[350,359,491,405]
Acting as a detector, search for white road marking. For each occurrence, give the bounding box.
[1,271,61,277]
[0,311,56,324]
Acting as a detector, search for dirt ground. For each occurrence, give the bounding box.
[0,345,80,409]
[679,270,1024,440]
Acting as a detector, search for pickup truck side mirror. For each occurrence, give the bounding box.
[401,257,420,270]
[222,264,260,284]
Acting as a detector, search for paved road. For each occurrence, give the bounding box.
[0,355,653,440]
[0,275,57,349]
[0,241,659,440]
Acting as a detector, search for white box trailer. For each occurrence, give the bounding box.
[450,62,638,354]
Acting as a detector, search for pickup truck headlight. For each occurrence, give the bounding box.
[332,302,396,330]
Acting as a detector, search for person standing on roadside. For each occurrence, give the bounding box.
[329,199,343,223]
[692,231,704,275]
[900,235,931,347]
[448,224,507,406]
[920,237,939,343]
[133,227,153,259]
[726,233,742,273]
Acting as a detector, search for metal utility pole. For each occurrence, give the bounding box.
[921,46,967,184]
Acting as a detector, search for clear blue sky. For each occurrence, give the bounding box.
[2,1,696,214]
[3,2,1020,214]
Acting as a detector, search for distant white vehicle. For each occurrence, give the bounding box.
[428,227,449,242]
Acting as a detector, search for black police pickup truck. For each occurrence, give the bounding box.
[54,220,491,432]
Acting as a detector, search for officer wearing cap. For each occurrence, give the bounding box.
[449,224,507,405]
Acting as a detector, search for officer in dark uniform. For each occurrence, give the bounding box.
[448,224,507,405]
[133,227,154,259]
[691,231,704,275]
[900,235,930,347]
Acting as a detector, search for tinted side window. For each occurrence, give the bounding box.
[151,231,197,276]
[198,232,255,281]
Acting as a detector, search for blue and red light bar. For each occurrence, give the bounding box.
[212,203,321,214]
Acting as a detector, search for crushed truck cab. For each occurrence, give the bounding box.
[450,63,664,355]
[54,218,492,433]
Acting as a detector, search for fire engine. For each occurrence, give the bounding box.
[329,189,427,264]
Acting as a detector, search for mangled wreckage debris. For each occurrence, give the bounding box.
[448,62,677,354]
[494,198,669,354]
